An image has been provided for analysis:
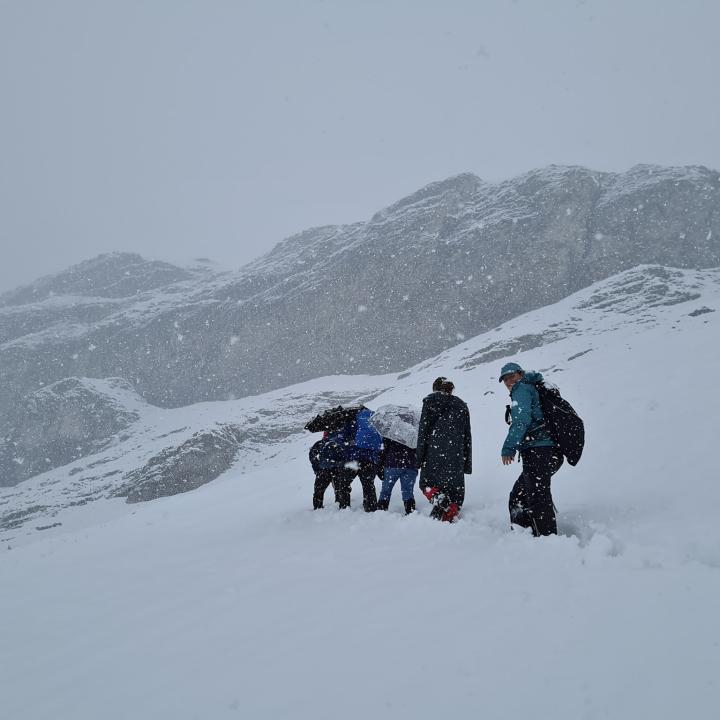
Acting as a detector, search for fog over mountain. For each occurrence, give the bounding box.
[1,163,718,486]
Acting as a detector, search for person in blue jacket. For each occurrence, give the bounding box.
[348,408,382,512]
[499,362,563,536]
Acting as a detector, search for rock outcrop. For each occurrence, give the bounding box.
[0,377,143,485]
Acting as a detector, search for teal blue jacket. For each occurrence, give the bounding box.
[501,372,555,457]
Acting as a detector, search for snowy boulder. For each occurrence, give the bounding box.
[116,425,245,503]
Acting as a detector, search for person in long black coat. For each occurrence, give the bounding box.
[416,377,472,521]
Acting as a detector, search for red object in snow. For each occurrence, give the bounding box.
[422,486,440,503]
[441,502,460,523]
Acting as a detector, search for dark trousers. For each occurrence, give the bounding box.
[333,468,358,510]
[313,468,354,509]
[353,460,380,512]
[509,447,563,536]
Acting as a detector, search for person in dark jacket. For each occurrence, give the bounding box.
[309,435,354,510]
[499,361,563,536]
[416,377,472,522]
[377,437,418,515]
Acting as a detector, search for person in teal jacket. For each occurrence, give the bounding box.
[499,362,563,536]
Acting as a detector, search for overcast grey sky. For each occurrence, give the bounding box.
[1,0,718,292]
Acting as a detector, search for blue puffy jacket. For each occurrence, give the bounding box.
[344,408,383,464]
[354,409,383,450]
[501,372,555,457]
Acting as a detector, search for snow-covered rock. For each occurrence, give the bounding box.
[0,377,144,486]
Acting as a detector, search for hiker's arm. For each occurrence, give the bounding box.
[501,385,532,458]
[416,402,431,467]
[463,407,472,474]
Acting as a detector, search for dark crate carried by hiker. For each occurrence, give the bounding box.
[499,361,584,537]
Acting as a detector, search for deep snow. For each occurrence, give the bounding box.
[2,266,720,719]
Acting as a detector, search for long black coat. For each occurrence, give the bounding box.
[416,392,472,487]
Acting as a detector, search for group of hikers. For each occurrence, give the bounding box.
[307,361,584,537]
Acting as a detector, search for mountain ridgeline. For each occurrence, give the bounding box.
[0,165,718,450]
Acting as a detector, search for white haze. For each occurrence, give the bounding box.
[1,0,719,292]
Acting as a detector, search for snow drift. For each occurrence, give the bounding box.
[1,264,719,719]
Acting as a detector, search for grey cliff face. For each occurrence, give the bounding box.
[1,377,142,485]
[0,164,718,485]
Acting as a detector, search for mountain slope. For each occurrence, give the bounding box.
[1,164,718,421]
[1,265,719,720]
[2,263,718,541]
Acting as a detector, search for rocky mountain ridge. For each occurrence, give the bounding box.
[0,164,718,487]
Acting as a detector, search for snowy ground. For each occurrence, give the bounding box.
[2,266,720,719]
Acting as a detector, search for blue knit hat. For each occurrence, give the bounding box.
[498,362,524,382]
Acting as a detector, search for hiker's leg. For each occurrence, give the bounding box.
[509,471,532,530]
[333,468,353,509]
[357,461,378,512]
[378,468,400,508]
[398,469,418,504]
[522,448,563,536]
[439,480,464,522]
[313,470,333,509]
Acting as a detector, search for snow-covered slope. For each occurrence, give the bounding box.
[1,264,719,719]
[1,263,717,542]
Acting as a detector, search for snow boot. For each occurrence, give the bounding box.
[377,498,390,511]
[404,498,416,515]
[441,502,460,523]
[423,487,448,519]
[429,504,444,520]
